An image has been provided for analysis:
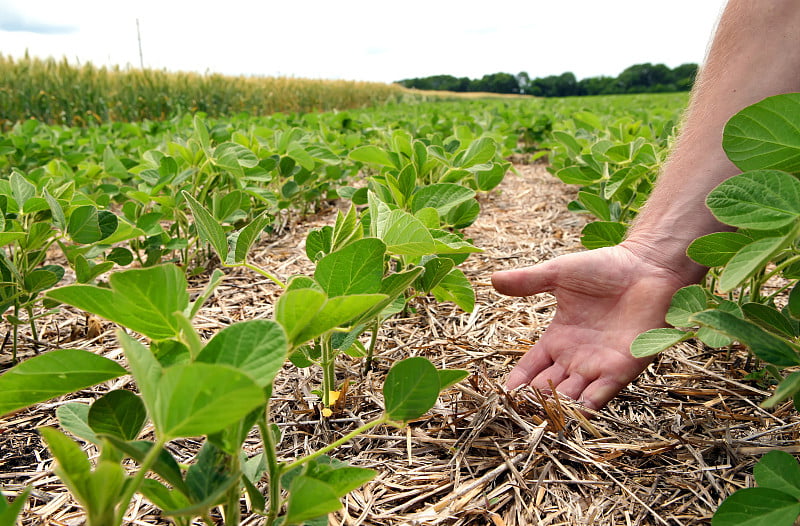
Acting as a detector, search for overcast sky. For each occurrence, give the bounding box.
[0,0,726,84]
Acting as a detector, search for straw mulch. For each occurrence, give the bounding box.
[2,163,798,526]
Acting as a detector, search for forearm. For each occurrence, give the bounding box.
[624,0,800,282]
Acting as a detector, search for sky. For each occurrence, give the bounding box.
[0,0,727,84]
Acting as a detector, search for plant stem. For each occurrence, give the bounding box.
[114,436,168,525]
[258,416,282,526]
[282,415,389,473]
[223,453,242,526]
[233,262,286,289]
[320,335,335,408]
[364,319,379,374]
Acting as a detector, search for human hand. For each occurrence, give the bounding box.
[491,244,692,411]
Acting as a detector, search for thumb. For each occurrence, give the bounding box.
[491,261,559,297]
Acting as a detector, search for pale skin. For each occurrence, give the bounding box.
[492,0,800,412]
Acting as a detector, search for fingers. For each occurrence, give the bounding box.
[491,261,558,297]
[504,343,555,389]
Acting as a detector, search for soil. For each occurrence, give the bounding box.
[1,163,796,525]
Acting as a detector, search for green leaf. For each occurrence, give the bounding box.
[630,328,690,358]
[697,300,742,348]
[275,288,327,344]
[232,211,272,264]
[410,184,475,216]
[39,427,91,501]
[719,236,790,292]
[10,171,35,210]
[457,137,497,168]
[153,363,265,439]
[47,264,189,341]
[106,438,190,495]
[432,269,475,313]
[43,188,66,230]
[580,221,627,249]
[723,93,800,172]
[56,402,98,444]
[763,371,800,408]
[556,165,602,185]
[743,303,798,339]
[23,265,64,293]
[284,475,343,525]
[88,390,147,441]
[577,191,611,221]
[790,283,800,319]
[0,349,126,416]
[349,145,397,168]
[68,205,104,244]
[416,257,455,293]
[0,487,30,525]
[117,330,162,415]
[293,294,388,344]
[184,441,238,505]
[377,209,438,257]
[437,369,469,390]
[691,310,800,367]
[754,450,800,500]
[384,357,440,422]
[196,320,288,388]
[665,285,707,327]
[706,171,800,230]
[712,487,800,526]
[314,238,385,297]
[183,192,228,262]
[687,232,754,267]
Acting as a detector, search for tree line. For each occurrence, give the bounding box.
[396,63,698,97]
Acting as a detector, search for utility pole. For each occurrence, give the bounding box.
[136,18,144,69]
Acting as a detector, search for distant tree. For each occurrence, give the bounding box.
[394,62,697,97]
[470,72,519,94]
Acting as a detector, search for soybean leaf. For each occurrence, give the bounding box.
[140,479,192,518]
[743,303,798,339]
[438,369,469,390]
[687,232,753,267]
[763,371,800,409]
[0,487,30,525]
[378,209,438,257]
[351,267,424,325]
[275,288,327,344]
[232,211,272,264]
[84,460,127,523]
[0,349,126,416]
[187,268,225,320]
[416,257,455,293]
[68,205,104,244]
[581,221,627,249]
[88,390,146,441]
[474,162,507,192]
[44,187,66,230]
[23,265,64,294]
[712,487,800,526]
[293,294,388,344]
[384,357,440,422]
[723,93,800,172]
[183,192,228,262]
[665,285,707,327]
[349,145,398,168]
[9,171,34,210]
[410,184,475,216]
[445,198,481,229]
[56,402,98,444]
[691,310,800,367]
[284,475,343,525]
[47,265,189,341]
[719,236,790,292]
[39,427,91,500]
[556,166,602,185]
[578,191,611,221]
[196,320,288,388]
[306,226,333,261]
[630,328,690,358]
[697,300,742,348]
[314,238,385,297]
[432,269,475,313]
[754,450,800,499]
[456,137,496,168]
[312,465,376,497]
[117,330,162,414]
[105,438,190,495]
[185,441,238,506]
[790,283,800,319]
[153,363,265,439]
[706,171,800,230]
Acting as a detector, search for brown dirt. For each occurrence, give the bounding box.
[1,164,796,525]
